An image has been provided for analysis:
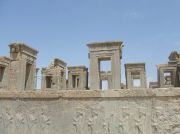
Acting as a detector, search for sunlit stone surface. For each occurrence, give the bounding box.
[0,42,179,133]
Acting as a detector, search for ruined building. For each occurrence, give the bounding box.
[156,51,180,88]
[67,66,88,90]
[0,41,180,134]
[87,42,123,90]
[41,58,67,90]
[0,43,38,90]
[1,42,179,90]
[125,63,147,89]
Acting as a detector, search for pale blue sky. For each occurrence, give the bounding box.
[0,0,180,83]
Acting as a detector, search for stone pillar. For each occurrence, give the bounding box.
[9,43,38,91]
[126,71,132,89]
[140,69,147,88]
[89,55,100,89]
[107,72,112,89]
[112,49,121,89]
[41,68,46,89]
[35,68,39,89]
[68,72,73,89]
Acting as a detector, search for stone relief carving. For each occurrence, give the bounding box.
[0,110,4,133]
[118,117,124,134]
[135,108,147,134]
[108,113,115,134]
[72,105,153,134]
[165,105,180,134]
[15,105,27,134]
[73,108,85,134]
[3,106,14,134]
[39,106,51,134]
[109,112,120,134]
[87,110,99,134]
[27,108,38,134]
[1,99,180,134]
[121,107,130,134]
[152,107,165,134]
[102,118,108,134]
[152,104,180,134]
[0,103,52,134]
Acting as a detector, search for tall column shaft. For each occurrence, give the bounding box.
[111,50,121,89]
[89,54,100,89]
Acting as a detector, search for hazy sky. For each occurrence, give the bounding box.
[0,0,180,84]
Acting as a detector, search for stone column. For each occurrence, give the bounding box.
[140,71,147,88]
[126,71,132,89]
[107,74,112,89]
[89,54,100,89]
[63,71,66,90]
[9,43,38,91]
[111,50,121,89]
[80,72,84,89]
[159,69,164,87]
[41,69,46,89]
[35,68,39,89]
[68,72,72,89]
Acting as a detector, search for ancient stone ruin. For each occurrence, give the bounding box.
[0,41,180,134]
[41,58,67,90]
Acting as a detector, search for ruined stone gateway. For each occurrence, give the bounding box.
[0,41,180,134]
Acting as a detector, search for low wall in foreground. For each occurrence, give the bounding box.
[0,88,180,134]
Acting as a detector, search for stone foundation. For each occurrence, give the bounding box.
[0,88,180,134]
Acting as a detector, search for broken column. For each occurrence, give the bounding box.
[41,58,67,90]
[87,41,123,90]
[67,66,88,90]
[125,63,147,89]
[9,43,38,91]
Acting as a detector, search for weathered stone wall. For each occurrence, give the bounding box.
[0,88,180,134]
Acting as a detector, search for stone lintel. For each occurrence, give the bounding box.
[9,42,39,55]
[87,41,123,52]
[41,69,61,76]
[157,64,177,69]
[125,63,146,68]
[68,66,87,71]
